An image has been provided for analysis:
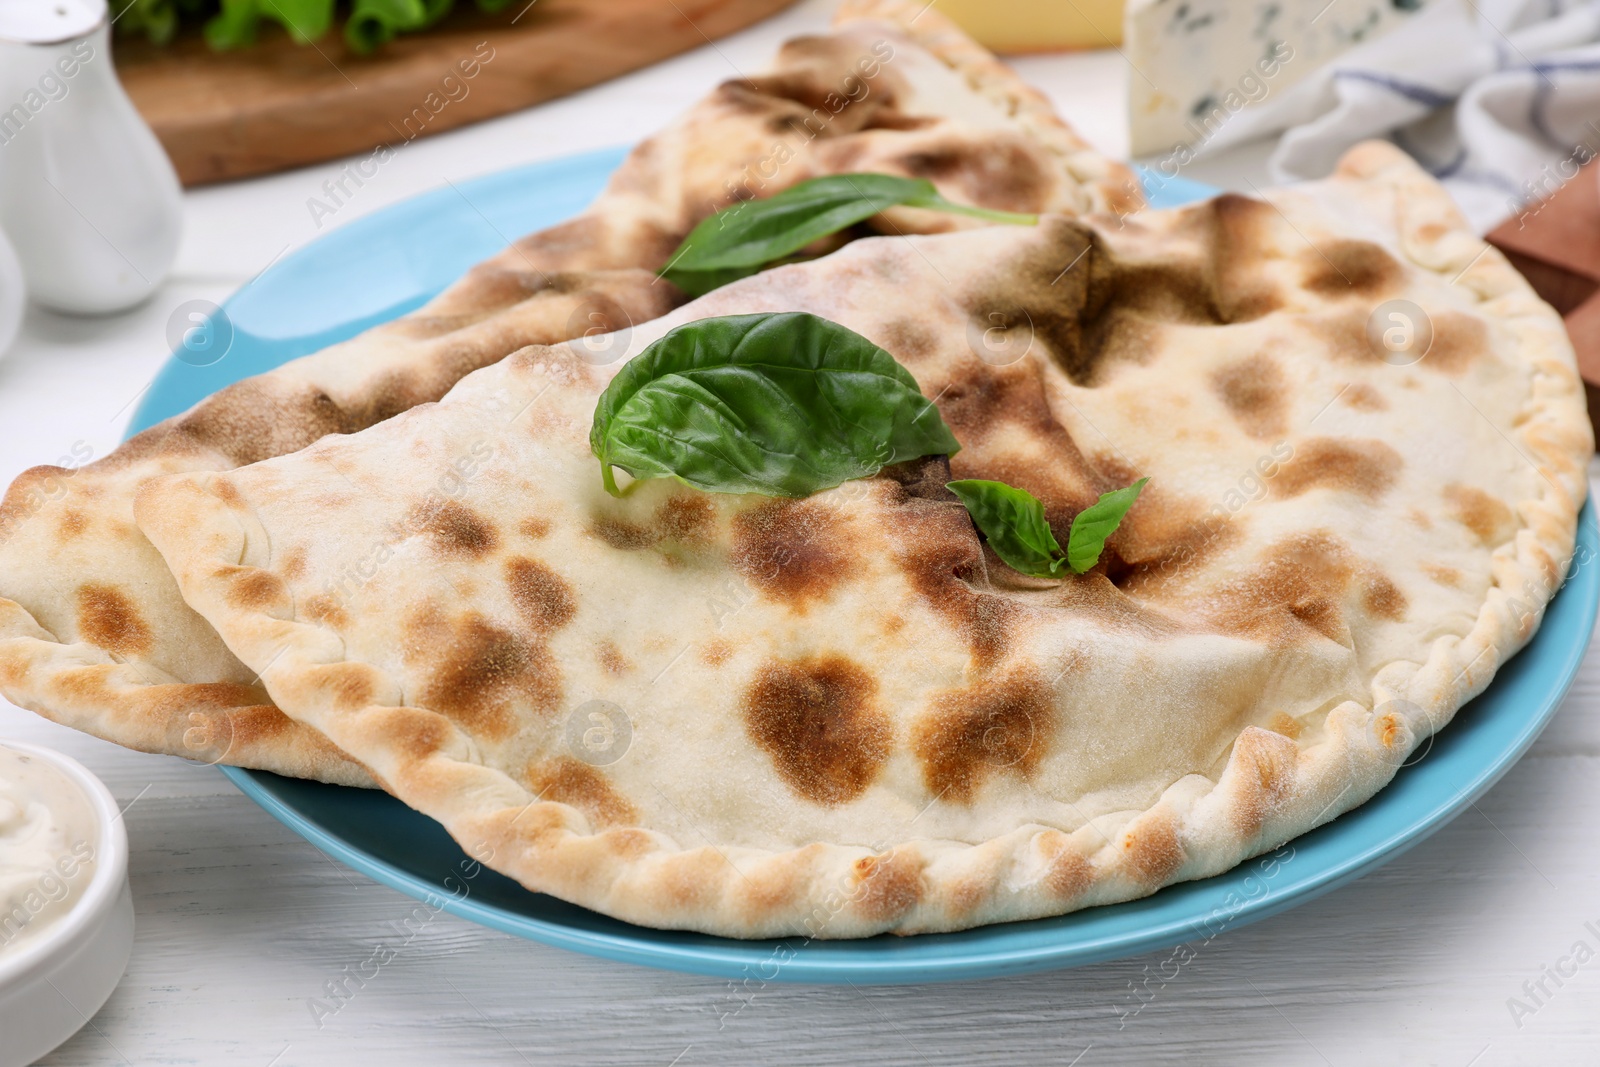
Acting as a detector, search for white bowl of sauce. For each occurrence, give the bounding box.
[0,741,132,1067]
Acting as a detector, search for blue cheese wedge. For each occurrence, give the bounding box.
[1125,0,1427,156]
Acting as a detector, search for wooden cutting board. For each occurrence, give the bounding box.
[1488,160,1600,428]
[114,0,797,186]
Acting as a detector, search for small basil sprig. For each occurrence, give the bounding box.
[590,312,960,497]
[659,174,1038,297]
[947,477,1148,577]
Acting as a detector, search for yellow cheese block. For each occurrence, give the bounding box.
[928,0,1124,51]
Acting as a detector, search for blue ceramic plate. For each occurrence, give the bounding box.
[129,148,1599,984]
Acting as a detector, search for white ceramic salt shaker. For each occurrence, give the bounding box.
[0,0,182,315]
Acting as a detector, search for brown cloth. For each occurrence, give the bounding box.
[1488,160,1600,427]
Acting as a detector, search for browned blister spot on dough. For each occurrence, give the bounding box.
[597,640,631,676]
[370,707,453,764]
[742,654,889,805]
[1263,712,1300,739]
[1309,303,1485,374]
[1037,830,1092,900]
[1422,310,1489,375]
[1443,483,1515,546]
[589,516,655,551]
[731,499,850,609]
[738,846,814,919]
[655,494,716,543]
[877,318,941,365]
[891,135,1054,216]
[415,613,559,738]
[410,499,499,558]
[1300,239,1402,297]
[699,639,733,667]
[528,757,637,829]
[317,662,377,712]
[1120,809,1186,885]
[213,480,244,508]
[1341,382,1388,411]
[1212,354,1288,439]
[519,517,552,539]
[0,653,26,691]
[506,556,576,632]
[303,593,349,629]
[936,359,1074,452]
[399,600,448,656]
[1272,437,1401,501]
[58,510,87,540]
[1423,562,1463,588]
[603,828,655,860]
[912,671,1058,805]
[1196,531,1358,646]
[850,849,924,924]
[1306,307,1374,364]
[225,568,288,610]
[589,495,716,557]
[279,546,308,582]
[947,873,991,918]
[75,582,154,657]
[1228,727,1298,838]
[640,844,723,915]
[1370,705,1418,762]
[1361,569,1407,621]
[654,848,728,911]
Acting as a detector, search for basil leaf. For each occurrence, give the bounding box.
[1066,478,1148,574]
[947,476,1148,578]
[945,480,1065,578]
[591,312,960,497]
[660,174,1037,297]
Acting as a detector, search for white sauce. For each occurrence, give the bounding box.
[0,747,98,959]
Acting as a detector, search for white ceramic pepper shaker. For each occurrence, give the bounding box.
[0,0,182,315]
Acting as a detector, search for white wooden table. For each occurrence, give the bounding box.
[4,2,1599,1062]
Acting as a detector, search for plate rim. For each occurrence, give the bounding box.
[220,504,1597,983]
[130,149,1600,984]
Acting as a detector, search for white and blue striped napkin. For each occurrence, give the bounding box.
[1196,0,1600,232]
